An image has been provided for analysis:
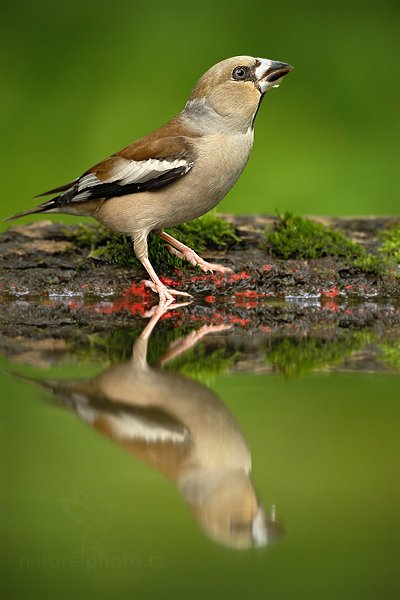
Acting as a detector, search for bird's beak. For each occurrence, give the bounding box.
[252,504,284,547]
[255,58,294,94]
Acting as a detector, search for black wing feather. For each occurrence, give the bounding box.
[54,165,190,208]
[34,179,78,198]
[5,159,192,223]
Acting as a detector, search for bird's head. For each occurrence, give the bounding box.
[187,55,293,131]
[186,470,283,550]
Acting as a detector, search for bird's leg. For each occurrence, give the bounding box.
[141,257,193,305]
[133,236,192,307]
[160,231,233,274]
[132,300,192,369]
[140,301,191,341]
[160,324,232,366]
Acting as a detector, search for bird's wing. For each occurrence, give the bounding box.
[36,133,195,208]
[40,378,191,443]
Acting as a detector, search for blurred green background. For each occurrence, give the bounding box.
[1,358,399,600]
[0,0,399,230]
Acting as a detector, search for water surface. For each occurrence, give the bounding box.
[1,300,399,600]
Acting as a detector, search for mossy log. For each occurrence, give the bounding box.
[1,215,399,301]
[1,215,400,373]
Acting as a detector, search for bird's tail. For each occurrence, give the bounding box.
[4,177,77,222]
[4,199,59,222]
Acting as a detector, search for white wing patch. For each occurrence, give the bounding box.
[70,190,92,202]
[108,412,189,444]
[77,173,102,191]
[73,393,189,443]
[77,157,191,192]
[112,157,190,184]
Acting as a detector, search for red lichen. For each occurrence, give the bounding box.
[227,316,251,326]
[322,287,340,297]
[323,301,339,312]
[160,277,182,287]
[228,271,251,282]
[235,290,263,298]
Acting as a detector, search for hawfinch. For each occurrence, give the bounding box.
[7,56,293,305]
[22,305,277,548]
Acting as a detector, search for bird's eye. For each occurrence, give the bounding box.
[232,66,248,81]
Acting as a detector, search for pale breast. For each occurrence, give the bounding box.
[95,129,254,237]
[197,129,255,202]
[152,129,255,227]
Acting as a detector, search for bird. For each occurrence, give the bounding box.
[6,55,293,306]
[11,303,281,549]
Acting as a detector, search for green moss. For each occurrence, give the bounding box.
[164,345,237,385]
[380,339,400,370]
[265,331,372,377]
[70,324,196,365]
[74,329,139,364]
[168,212,240,252]
[351,253,388,275]
[89,235,144,268]
[353,224,400,275]
[379,225,400,263]
[70,213,239,269]
[265,213,363,260]
[70,325,237,383]
[264,213,399,275]
[68,223,110,250]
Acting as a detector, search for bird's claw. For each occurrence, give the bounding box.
[143,300,191,319]
[141,279,192,307]
[165,245,232,274]
[198,261,233,274]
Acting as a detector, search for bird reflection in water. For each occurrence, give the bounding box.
[28,305,280,549]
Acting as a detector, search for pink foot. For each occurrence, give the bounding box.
[141,301,192,339]
[143,299,191,320]
[141,280,192,307]
[167,245,232,274]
